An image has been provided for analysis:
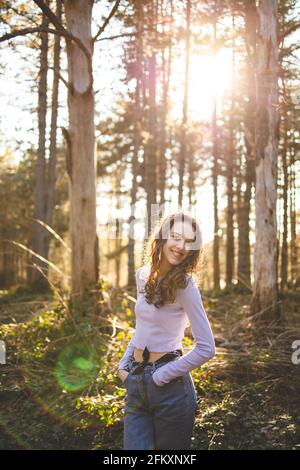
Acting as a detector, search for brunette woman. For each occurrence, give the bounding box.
[117,211,215,450]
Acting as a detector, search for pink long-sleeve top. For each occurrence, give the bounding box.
[118,265,216,386]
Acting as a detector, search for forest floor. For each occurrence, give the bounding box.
[0,282,299,450]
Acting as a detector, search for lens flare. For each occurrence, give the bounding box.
[54,341,99,393]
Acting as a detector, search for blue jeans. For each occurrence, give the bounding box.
[122,353,198,450]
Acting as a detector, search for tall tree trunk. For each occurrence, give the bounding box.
[28,11,49,289]
[127,1,143,287]
[44,0,62,268]
[178,0,191,208]
[225,13,236,290]
[127,84,140,287]
[237,155,255,291]
[158,0,172,209]
[280,101,289,291]
[144,0,158,236]
[115,170,122,288]
[251,0,281,325]
[64,0,98,303]
[289,120,298,286]
[212,13,220,292]
[237,0,256,292]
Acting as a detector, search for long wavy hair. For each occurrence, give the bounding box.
[143,211,205,308]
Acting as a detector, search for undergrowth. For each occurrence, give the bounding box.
[0,285,299,449]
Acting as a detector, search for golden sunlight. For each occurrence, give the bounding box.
[170,48,233,121]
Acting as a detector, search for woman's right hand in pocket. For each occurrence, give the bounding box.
[118,369,130,384]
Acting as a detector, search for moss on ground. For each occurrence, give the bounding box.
[0,286,299,449]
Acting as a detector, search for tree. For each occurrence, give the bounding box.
[44,0,62,275]
[178,0,191,207]
[144,0,159,237]
[28,9,49,289]
[237,0,256,292]
[211,5,221,292]
[63,0,97,304]
[31,0,120,306]
[251,0,281,325]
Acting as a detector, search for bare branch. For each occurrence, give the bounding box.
[0,26,67,43]
[33,0,94,90]
[95,24,170,43]
[0,24,90,63]
[0,26,139,46]
[1,1,94,90]
[279,22,300,44]
[93,0,122,42]
[33,0,65,34]
[95,31,140,42]
[49,65,70,90]
[33,0,91,60]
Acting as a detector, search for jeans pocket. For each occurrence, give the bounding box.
[123,355,135,386]
[150,370,184,387]
[150,370,163,387]
[167,376,184,385]
[173,375,184,383]
[123,371,131,386]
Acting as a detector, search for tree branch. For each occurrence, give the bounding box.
[93,0,122,42]
[33,0,65,34]
[33,0,94,91]
[0,26,68,43]
[33,0,92,60]
[95,25,169,43]
[49,65,70,90]
[1,1,94,91]
[279,22,300,43]
[95,31,140,42]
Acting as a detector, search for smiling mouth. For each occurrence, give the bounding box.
[171,250,183,259]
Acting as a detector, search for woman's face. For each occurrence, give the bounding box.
[161,220,195,267]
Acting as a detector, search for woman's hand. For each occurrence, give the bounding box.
[118,369,130,384]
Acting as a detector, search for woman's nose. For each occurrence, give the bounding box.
[176,239,185,251]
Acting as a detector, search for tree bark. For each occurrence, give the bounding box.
[237,0,257,292]
[144,0,158,237]
[178,0,191,208]
[28,10,49,289]
[279,100,288,291]
[64,0,98,302]
[127,0,143,287]
[44,0,62,269]
[225,13,236,291]
[212,13,220,292]
[251,0,281,325]
[289,124,299,286]
[158,0,172,208]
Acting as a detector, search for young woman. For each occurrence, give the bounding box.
[117,211,215,450]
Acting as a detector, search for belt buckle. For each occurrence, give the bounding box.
[131,362,148,375]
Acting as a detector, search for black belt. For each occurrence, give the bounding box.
[131,346,183,375]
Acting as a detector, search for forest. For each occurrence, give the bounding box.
[0,0,299,451]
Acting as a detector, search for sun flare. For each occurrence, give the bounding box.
[170,49,233,121]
